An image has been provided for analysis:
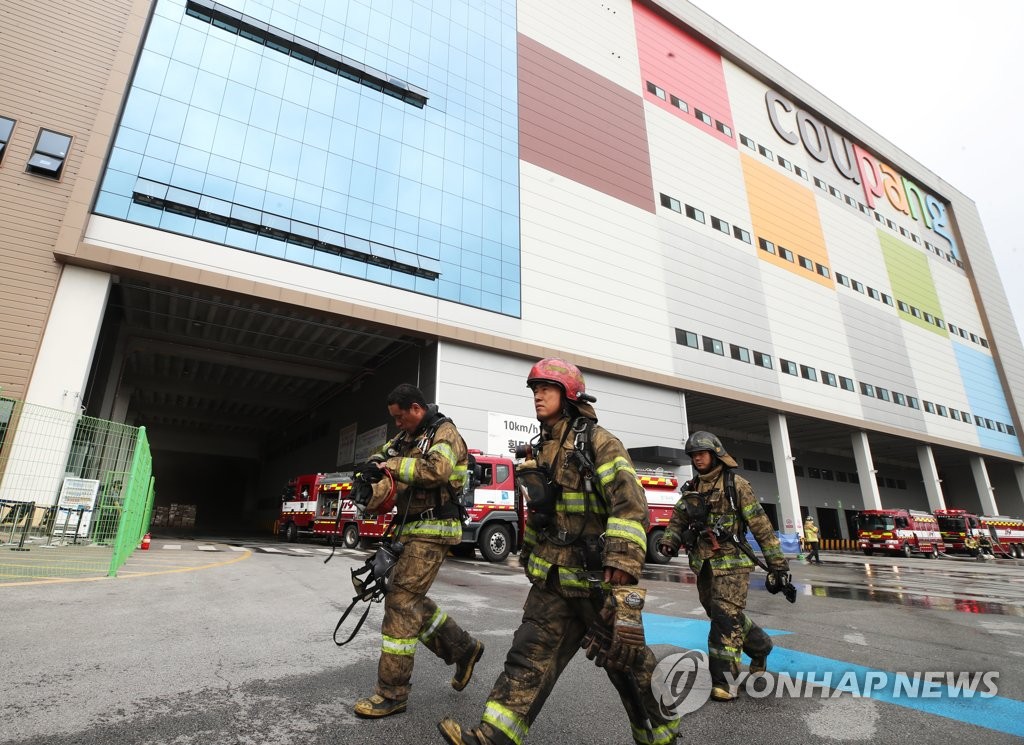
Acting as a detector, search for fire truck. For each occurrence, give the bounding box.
[278,456,684,564]
[934,508,1024,558]
[855,508,942,558]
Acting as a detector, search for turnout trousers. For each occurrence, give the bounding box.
[696,562,773,688]
[466,574,679,745]
[376,538,476,700]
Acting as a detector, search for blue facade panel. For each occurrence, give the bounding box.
[95,0,521,315]
[954,342,1021,456]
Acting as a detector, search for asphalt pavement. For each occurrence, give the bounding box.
[2,538,1023,745]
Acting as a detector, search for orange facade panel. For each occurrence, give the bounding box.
[740,154,833,288]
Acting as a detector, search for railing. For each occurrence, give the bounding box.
[0,396,155,582]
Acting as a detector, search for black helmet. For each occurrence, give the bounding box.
[683,430,738,468]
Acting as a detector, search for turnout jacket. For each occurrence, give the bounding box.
[520,413,649,596]
[366,406,469,545]
[662,464,788,576]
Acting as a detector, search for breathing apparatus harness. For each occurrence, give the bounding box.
[517,415,609,570]
[680,470,797,604]
[328,411,462,645]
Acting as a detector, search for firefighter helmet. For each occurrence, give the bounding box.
[683,430,738,468]
[526,358,592,403]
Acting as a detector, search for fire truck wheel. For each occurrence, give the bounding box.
[1013,544,1023,559]
[342,524,359,549]
[929,544,940,559]
[901,543,913,559]
[646,528,671,565]
[285,522,298,542]
[478,523,511,562]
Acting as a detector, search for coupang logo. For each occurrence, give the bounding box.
[765,90,959,258]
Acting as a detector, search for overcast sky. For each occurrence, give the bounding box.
[687,0,1024,335]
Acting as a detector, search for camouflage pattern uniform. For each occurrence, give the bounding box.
[364,406,481,703]
[460,402,680,745]
[661,464,788,689]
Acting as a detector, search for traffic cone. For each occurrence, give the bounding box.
[141,532,152,550]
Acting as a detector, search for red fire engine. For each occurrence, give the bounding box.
[278,456,684,564]
[934,508,1024,558]
[855,508,942,557]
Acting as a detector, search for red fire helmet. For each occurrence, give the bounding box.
[526,358,589,403]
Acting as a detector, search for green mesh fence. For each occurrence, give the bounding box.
[0,396,154,582]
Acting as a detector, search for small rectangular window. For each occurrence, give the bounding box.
[860,382,875,397]
[778,247,794,262]
[821,469,834,481]
[876,387,890,402]
[950,408,960,421]
[974,414,984,426]
[730,344,750,363]
[961,410,971,422]
[816,264,830,278]
[867,287,880,300]
[798,255,813,270]
[836,273,850,287]
[739,134,755,149]
[924,401,935,413]
[715,120,733,137]
[26,128,72,178]
[1008,424,1016,436]
[839,376,855,392]
[780,359,798,376]
[757,144,773,159]
[753,351,773,369]
[851,280,864,293]
[828,186,841,198]
[858,203,869,214]
[836,471,848,483]
[702,336,724,355]
[875,211,884,223]
[844,195,856,206]
[813,177,826,189]
[695,109,712,125]
[758,237,776,254]
[848,472,860,484]
[758,460,774,474]
[886,218,896,230]
[980,337,989,348]
[899,226,909,237]
[733,226,751,243]
[646,81,666,100]
[923,312,934,323]
[685,205,705,224]
[959,328,968,339]
[907,397,920,409]
[936,404,947,417]
[808,467,821,479]
[897,300,910,312]
[794,465,805,477]
[910,306,922,319]
[670,94,688,112]
[777,155,792,170]
[881,293,894,306]
[822,371,837,387]
[660,193,681,213]
[948,323,958,335]
[893,391,906,406]
[886,477,898,488]
[800,364,817,381]
[969,332,979,343]
[675,329,699,348]
[0,116,15,164]
[743,458,758,471]
[911,233,921,244]
[794,166,808,179]
[985,418,995,430]
[710,216,730,234]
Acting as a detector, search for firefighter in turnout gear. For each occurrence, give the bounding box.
[438,359,680,745]
[352,384,484,719]
[657,431,789,701]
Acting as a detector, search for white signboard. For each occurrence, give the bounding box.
[487,412,540,457]
[53,477,101,537]
[336,422,357,466]
[354,424,388,462]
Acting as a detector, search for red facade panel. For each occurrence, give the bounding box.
[517,34,655,213]
[633,1,736,148]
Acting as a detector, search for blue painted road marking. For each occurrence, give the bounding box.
[645,613,1024,738]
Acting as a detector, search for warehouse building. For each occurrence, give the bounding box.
[2,0,1022,538]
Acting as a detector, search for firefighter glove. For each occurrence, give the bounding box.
[351,481,374,507]
[657,540,678,557]
[581,607,615,668]
[353,462,385,484]
[606,586,647,670]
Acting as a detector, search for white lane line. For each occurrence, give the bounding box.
[228,546,248,552]
[196,545,218,552]
[162,544,181,550]
[260,547,285,553]
[289,548,313,554]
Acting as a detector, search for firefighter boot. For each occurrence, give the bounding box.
[710,685,737,702]
[353,693,407,718]
[437,718,488,745]
[451,639,484,691]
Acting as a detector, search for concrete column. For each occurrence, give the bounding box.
[851,431,882,510]
[768,413,801,536]
[970,456,999,515]
[916,445,946,512]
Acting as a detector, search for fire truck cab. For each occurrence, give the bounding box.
[278,472,353,542]
[933,509,1024,558]
[638,469,682,565]
[856,508,942,558]
[458,451,523,562]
